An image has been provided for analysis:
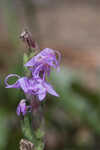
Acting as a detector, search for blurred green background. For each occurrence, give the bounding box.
[1,0,100,149]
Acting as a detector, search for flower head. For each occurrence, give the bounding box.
[24,48,61,79]
[5,74,59,101]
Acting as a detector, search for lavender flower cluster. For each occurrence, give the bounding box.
[5,48,61,116]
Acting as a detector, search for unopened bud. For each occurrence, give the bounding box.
[20,29,36,49]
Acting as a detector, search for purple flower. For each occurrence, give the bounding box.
[5,74,59,101]
[24,48,61,79]
[16,99,27,116]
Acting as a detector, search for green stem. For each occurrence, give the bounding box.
[21,99,45,150]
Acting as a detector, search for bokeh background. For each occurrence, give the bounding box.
[1,0,100,149]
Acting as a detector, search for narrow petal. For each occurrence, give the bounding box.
[16,105,21,116]
[55,50,61,65]
[21,103,27,115]
[32,64,43,78]
[38,91,46,101]
[18,77,29,93]
[4,74,20,88]
[44,82,59,97]
[16,100,27,116]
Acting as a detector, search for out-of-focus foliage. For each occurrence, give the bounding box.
[45,67,100,150]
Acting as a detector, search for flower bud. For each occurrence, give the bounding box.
[20,29,36,49]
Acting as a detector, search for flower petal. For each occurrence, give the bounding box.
[18,77,29,93]
[5,74,20,88]
[38,91,46,101]
[16,104,21,116]
[44,82,59,97]
[55,50,61,65]
[16,100,27,116]
[32,64,44,78]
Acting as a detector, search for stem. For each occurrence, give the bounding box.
[31,97,45,150]
[21,97,45,150]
